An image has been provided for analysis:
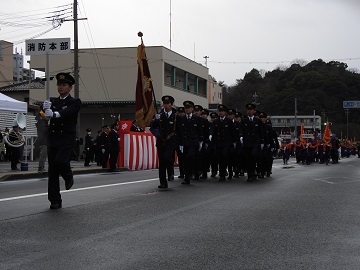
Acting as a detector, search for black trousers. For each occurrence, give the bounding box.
[84,148,91,166]
[10,147,20,170]
[48,143,74,204]
[183,145,198,182]
[109,150,119,170]
[157,142,175,186]
[244,144,260,178]
[102,149,110,168]
[175,147,184,176]
[216,143,231,178]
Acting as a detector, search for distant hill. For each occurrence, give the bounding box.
[223,59,360,138]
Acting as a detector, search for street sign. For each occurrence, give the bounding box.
[301,134,314,139]
[279,134,291,139]
[25,38,71,55]
[343,101,360,109]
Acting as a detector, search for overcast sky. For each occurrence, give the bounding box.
[2,0,360,86]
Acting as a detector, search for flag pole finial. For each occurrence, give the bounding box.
[138,32,143,43]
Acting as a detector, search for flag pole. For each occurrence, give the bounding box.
[138,32,160,115]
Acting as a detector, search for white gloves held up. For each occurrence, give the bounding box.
[43,100,52,110]
[45,109,53,119]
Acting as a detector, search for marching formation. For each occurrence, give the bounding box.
[151,95,280,189]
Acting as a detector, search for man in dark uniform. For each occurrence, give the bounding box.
[239,103,264,181]
[175,106,185,179]
[177,100,203,185]
[108,122,120,172]
[151,95,177,188]
[210,104,236,181]
[194,104,208,180]
[226,108,237,179]
[84,128,93,167]
[100,125,110,168]
[200,109,211,179]
[209,112,219,177]
[258,112,274,178]
[233,112,245,177]
[265,119,279,176]
[43,72,81,209]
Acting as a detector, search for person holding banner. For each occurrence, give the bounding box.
[44,72,82,210]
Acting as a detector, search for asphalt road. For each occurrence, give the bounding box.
[1,157,360,269]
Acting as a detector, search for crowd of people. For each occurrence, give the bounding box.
[150,95,281,189]
[279,137,359,166]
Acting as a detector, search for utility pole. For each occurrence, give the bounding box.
[345,109,350,138]
[294,97,297,139]
[252,91,259,106]
[203,56,209,67]
[73,0,79,100]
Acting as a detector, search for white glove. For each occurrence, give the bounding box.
[267,144,270,148]
[155,114,161,120]
[233,143,237,149]
[86,148,90,151]
[43,100,51,110]
[179,145,184,153]
[240,137,243,144]
[101,149,105,154]
[117,138,120,141]
[209,135,212,141]
[261,144,264,150]
[199,141,203,151]
[45,109,53,119]
[271,148,274,152]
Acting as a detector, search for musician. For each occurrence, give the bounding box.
[44,72,82,210]
[8,124,23,171]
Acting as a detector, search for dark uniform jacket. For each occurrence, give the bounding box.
[239,117,264,147]
[84,134,93,149]
[177,114,203,147]
[210,117,236,145]
[263,123,275,149]
[108,129,120,152]
[151,108,177,146]
[47,95,81,147]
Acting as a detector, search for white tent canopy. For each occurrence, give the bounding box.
[0,93,27,113]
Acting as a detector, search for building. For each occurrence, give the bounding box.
[207,75,223,110]
[269,115,322,137]
[0,40,13,87]
[13,50,35,83]
[30,46,214,133]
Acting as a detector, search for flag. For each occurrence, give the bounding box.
[300,122,305,143]
[323,121,331,144]
[135,33,156,129]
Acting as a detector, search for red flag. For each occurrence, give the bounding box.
[323,121,331,144]
[300,122,305,143]
[135,34,156,129]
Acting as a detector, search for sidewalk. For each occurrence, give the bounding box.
[0,160,123,181]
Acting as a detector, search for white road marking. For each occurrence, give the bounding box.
[0,178,158,202]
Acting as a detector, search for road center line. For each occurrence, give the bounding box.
[0,178,158,202]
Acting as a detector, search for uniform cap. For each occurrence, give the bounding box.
[227,109,236,115]
[86,128,91,132]
[162,95,174,103]
[201,109,209,115]
[210,112,218,118]
[235,112,242,118]
[183,100,194,108]
[245,103,256,110]
[177,107,185,113]
[56,72,75,86]
[259,112,267,118]
[194,105,203,111]
[218,104,228,112]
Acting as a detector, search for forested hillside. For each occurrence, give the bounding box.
[223,59,360,138]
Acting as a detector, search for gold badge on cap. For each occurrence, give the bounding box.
[59,75,65,80]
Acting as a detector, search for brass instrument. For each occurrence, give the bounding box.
[4,113,26,148]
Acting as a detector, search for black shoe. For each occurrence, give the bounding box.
[50,202,62,209]
[181,181,190,185]
[84,164,91,167]
[266,173,271,177]
[200,175,207,179]
[219,177,226,181]
[239,172,244,176]
[168,175,174,181]
[178,175,184,179]
[211,173,217,178]
[258,174,264,179]
[227,175,233,180]
[158,184,168,189]
[65,178,74,190]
